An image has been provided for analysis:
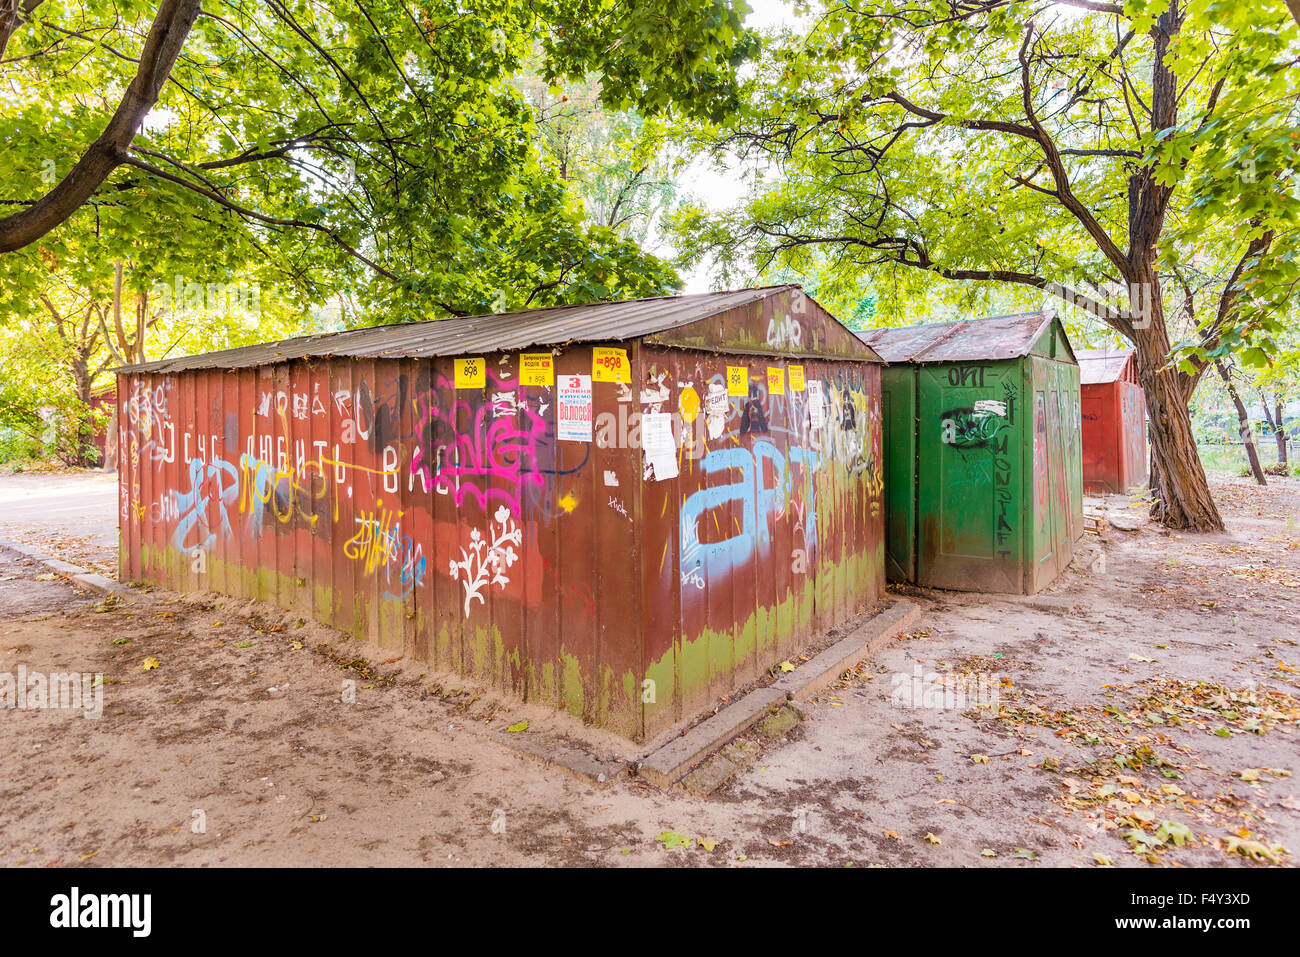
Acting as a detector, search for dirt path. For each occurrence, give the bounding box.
[1,473,1296,867]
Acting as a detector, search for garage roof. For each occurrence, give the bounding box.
[120,285,880,373]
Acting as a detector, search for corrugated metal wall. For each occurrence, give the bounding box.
[876,324,1083,595]
[1082,377,1148,495]
[634,346,882,737]
[1028,355,1083,593]
[118,297,884,741]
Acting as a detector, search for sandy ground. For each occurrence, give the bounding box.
[0,471,1296,868]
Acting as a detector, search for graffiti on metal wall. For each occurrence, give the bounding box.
[934,366,1020,558]
[123,354,881,624]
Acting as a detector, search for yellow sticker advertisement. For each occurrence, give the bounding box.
[455,356,485,389]
[593,347,630,383]
[788,364,806,391]
[767,367,785,396]
[519,353,554,387]
[727,365,748,397]
[679,385,701,423]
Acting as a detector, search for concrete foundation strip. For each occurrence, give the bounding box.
[635,598,922,789]
[0,539,132,600]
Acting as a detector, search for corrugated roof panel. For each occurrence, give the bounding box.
[119,286,800,374]
[858,312,1057,362]
[1077,348,1134,385]
[857,322,960,362]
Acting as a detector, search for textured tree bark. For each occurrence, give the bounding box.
[1129,292,1226,530]
[1117,4,1223,532]
[0,0,200,252]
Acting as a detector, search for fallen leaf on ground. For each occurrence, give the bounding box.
[656,832,691,850]
[1221,835,1287,864]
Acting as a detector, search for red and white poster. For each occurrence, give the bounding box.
[557,374,592,442]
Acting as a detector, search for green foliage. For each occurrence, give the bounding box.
[520,72,691,253]
[0,0,756,442]
[1,0,758,322]
[0,338,110,467]
[1167,0,1300,368]
[672,0,1299,369]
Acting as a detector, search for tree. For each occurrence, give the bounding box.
[519,73,690,253]
[673,0,1300,530]
[1212,357,1266,484]
[0,0,201,253]
[1,0,759,315]
[1255,340,1299,469]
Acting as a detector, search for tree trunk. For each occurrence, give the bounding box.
[1276,400,1289,467]
[135,288,147,363]
[67,356,97,468]
[1118,6,1224,531]
[1216,361,1265,484]
[1130,321,1225,530]
[1258,391,1289,469]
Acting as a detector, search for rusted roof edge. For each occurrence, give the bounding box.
[115,285,803,375]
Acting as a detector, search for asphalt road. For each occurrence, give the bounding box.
[0,470,118,558]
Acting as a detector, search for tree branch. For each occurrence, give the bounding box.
[119,154,401,281]
[0,0,201,253]
[0,0,44,61]
[1016,22,1129,275]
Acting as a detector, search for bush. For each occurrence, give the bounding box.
[0,386,108,467]
[0,427,44,463]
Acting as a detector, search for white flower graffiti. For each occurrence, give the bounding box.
[449,506,522,617]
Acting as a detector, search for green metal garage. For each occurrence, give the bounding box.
[859,311,1083,595]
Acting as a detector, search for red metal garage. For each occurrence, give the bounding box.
[1079,348,1148,494]
[116,286,885,741]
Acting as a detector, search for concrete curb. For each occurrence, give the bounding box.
[484,730,629,787]
[773,598,922,702]
[637,687,787,789]
[0,539,130,600]
[635,597,922,789]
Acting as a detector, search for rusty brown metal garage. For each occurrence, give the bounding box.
[116,286,885,741]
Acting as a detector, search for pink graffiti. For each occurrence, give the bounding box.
[410,374,547,517]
